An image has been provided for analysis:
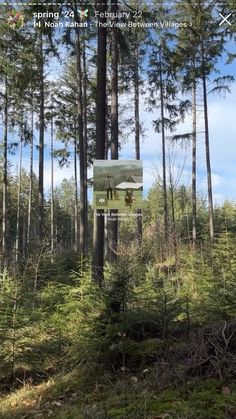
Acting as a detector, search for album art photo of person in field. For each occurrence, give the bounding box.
[93,160,143,211]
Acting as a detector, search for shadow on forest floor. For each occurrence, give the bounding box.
[1,363,236,418]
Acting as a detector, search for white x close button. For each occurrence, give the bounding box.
[219,13,232,26]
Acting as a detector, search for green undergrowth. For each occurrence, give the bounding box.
[1,364,236,418]
[1,238,236,418]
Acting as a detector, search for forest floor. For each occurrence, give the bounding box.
[1,363,236,418]
[1,249,236,418]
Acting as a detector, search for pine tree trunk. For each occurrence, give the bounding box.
[2,77,8,267]
[134,49,140,162]
[74,137,78,253]
[82,38,88,255]
[159,48,168,250]
[22,218,26,258]
[15,137,23,263]
[92,0,107,284]
[202,44,214,240]
[75,28,86,258]
[108,0,119,263]
[192,79,197,248]
[104,211,108,260]
[70,214,74,251]
[27,111,34,253]
[11,292,17,379]
[134,44,142,243]
[169,168,178,264]
[38,31,45,242]
[50,114,54,264]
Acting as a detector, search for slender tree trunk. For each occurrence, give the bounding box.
[134,49,140,162]
[11,292,17,379]
[15,137,23,263]
[134,44,142,243]
[108,0,119,262]
[27,111,34,252]
[50,113,54,264]
[202,44,214,240]
[75,28,86,258]
[92,0,107,284]
[74,137,78,253]
[159,48,168,249]
[192,79,197,248]
[104,211,108,260]
[169,169,178,265]
[22,217,26,258]
[110,1,118,161]
[70,214,73,250]
[38,31,45,242]
[2,77,8,267]
[82,38,88,255]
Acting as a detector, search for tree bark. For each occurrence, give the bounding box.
[159,47,168,250]
[38,31,45,242]
[50,112,54,264]
[92,0,107,284]
[27,111,34,253]
[192,78,197,248]
[2,77,8,267]
[169,166,178,265]
[82,37,88,255]
[134,44,142,243]
[134,48,140,161]
[26,110,34,253]
[15,136,23,263]
[108,0,119,263]
[74,136,78,253]
[75,28,86,258]
[202,44,214,240]
[22,217,26,258]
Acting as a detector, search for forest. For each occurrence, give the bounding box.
[0,0,236,417]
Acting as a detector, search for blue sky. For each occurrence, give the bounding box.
[120,77,236,204]
[8,55,236,206]
[12,69,235,205]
